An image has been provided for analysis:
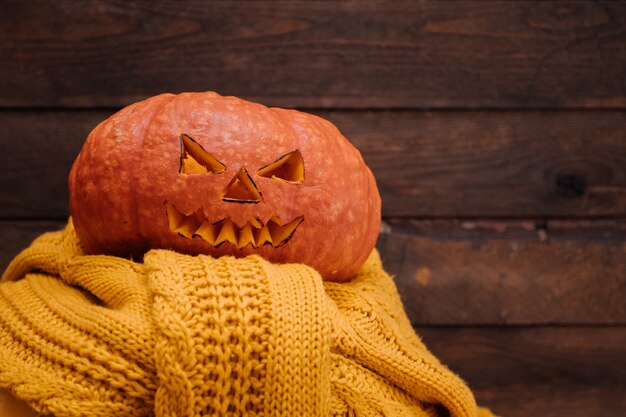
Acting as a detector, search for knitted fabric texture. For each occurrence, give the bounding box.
[0,221,496,417]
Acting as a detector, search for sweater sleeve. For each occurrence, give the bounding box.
[0,222,157,417]
[144,249,497,417]
[144,250,333,417]
[0,220,496,417]
[323,250,495,417]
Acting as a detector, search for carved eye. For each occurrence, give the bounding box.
[179,134,226,174]
[257,150,304,183]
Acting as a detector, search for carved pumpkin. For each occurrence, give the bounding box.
[69,92,381,281]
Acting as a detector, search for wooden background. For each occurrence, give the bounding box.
[1,1,625,415]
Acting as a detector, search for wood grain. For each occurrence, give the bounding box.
[2,110,625,218]
[0,111,102,218]
[330,110,626,218]
[418,326,626,417]
[473,384,626,417]
[1,1,624,413]
[381,218,626,325]
[0,221,65,276]
[1,1,625,109]
[3,219,624,325]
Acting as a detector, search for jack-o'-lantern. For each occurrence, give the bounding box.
[69,92,381,281]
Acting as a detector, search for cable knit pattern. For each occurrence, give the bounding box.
[0,220,496,417]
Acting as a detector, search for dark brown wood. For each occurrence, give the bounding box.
[0,221,65,278]
[1,1,625,109]
[0,111,107,218]
[473,384,626,417]
[417,326,626,417]
[329,110,626,218]
[1,1,623,413]
[2,219,624,325]
[380,218,626,325]
[2,110,625,219]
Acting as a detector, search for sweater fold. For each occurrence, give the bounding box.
[0,220,495,417]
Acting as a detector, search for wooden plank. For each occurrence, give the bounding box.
[1,1,626,109]
[0,221,65,277]
[329,110,626,218]
[473,384,626,417]
[2,110,626,218]
[0,111,105,218]
[417,326,626,417]
[2,219,625,325]
[380,218,626,325]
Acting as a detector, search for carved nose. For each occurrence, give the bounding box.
[222,167,262,204]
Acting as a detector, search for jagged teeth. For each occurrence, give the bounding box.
[165,201,304,249]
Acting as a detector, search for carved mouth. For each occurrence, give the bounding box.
[165,201,304,249]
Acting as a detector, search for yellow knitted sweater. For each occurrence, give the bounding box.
[0,221,495,417]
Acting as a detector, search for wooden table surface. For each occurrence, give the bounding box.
[1,1,625,416]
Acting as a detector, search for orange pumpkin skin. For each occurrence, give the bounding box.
[69,92,381,281]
